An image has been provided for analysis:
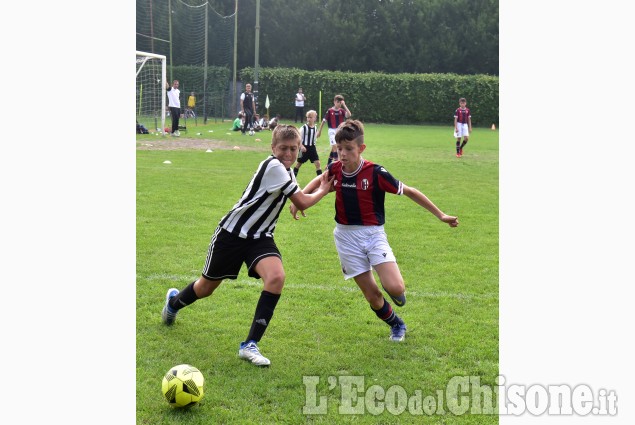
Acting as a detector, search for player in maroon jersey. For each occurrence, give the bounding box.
[290,120,459,342]
[453,98,472,157]
[317,94,351,167]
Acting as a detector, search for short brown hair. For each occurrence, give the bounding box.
[334,94,344,102]
[271,124,300,145]
[335,119,364,145]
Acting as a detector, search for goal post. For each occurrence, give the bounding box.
[136,51,166,135]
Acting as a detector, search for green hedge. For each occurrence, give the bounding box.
[240,67,498,127]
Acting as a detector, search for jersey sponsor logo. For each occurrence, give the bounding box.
[341,183,357,188]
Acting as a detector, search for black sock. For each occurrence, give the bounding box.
[293,167,299,177]
[246,290,281,343]
[371,298,404,327]
[169,280,199,310]
[456,141,461,153]
[460,140,467,149]
[316,169,322,176]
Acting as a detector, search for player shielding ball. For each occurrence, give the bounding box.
[162,125,333,367]
[291,119,458,342]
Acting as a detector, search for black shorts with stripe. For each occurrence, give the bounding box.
[297,145,319,164]
[202,227,281,280]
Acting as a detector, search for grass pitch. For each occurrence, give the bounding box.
[137,121,499,424]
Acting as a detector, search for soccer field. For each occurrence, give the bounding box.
[137,122,499,424]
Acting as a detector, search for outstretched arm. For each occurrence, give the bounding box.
[289,171,333,219]
[403,184,458,227]
[288,171,333,215]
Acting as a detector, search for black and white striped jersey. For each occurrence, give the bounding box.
[218,155,300,239]
[300,124,317,147]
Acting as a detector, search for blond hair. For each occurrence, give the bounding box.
[271,124,300,145]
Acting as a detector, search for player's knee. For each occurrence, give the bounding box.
[264,270,285,292]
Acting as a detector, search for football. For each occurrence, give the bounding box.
[249,130,255,136]
[161,364,205,408]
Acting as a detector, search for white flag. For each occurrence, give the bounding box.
[265,95,270,109]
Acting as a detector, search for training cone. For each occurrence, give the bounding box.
[491,124,496,130]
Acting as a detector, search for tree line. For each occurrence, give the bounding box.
[137,0,498,76]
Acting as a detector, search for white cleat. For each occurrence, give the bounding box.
[238,341,271,366]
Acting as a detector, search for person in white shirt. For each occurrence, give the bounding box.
[294,87,306,123]
[165,79,181,136]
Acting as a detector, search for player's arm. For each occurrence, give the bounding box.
[341,100,351,118]
[402,184,459,227]
[316,119,325,138]
[454,116,458,132]
[468,116,472,132]
[288,171,333,216]
[289,171,333,219]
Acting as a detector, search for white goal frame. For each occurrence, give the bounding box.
[136,51,166,135]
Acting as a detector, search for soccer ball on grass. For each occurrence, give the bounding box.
[161,364,205,408]
[248,130,255,136]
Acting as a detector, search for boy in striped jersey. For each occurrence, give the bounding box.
[293,110,322,178]
[291,120,459,342]
[162,125,333,366]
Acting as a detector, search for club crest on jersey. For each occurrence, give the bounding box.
[361,179,369,190]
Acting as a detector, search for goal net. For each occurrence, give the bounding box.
[136,51,166,135]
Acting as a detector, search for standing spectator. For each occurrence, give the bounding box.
[453,97,472,158]
[240,83,256,135]
[165,79,181,136]
[186,91,196,118]
[316,94,351,166]
[294,87,306,123]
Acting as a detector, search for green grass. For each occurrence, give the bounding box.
[137,122,499,424]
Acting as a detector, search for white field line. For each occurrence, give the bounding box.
[146,273,497,301]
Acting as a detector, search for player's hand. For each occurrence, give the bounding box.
[289,203,306,220]
[301,145,307,153]
[317,170,334,194]
[441,214,459,227]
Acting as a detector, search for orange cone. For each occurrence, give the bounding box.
[491,124,496,130]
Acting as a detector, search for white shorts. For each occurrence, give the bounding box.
[328,128,337,146]
[454,123,469,138]
[333,224,397,280]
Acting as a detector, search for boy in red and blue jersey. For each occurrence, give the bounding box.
[317,94,351,167]
[291,119,459,342]
[453,97,472,157]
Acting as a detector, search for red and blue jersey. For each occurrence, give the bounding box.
[327,159,403,226]
[454,107,471,124]
[323,107,348,130]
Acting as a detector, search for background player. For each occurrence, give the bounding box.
[316,94,351,167]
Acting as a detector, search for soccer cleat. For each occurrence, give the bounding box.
[161,288,179,325]
[459,148,463,156]
[390,323,407,342]
[238,341,271,366]
[456,153,461,158]
[381,283,406,307]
